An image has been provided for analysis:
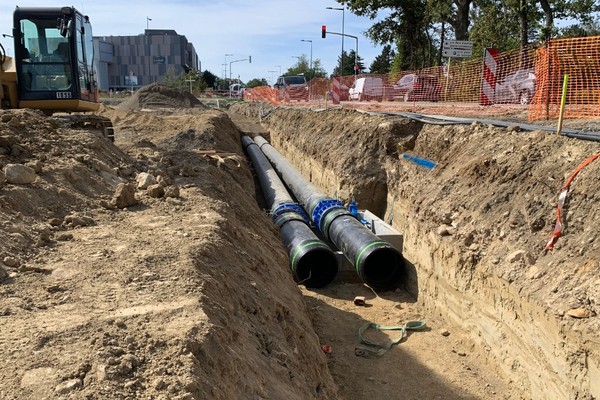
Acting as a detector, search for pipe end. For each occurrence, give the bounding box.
[359,246,406,291]
[293,247,339,289]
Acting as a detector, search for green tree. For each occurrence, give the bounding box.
[332,50,366,76]
[287,55,327,80]
[163,69,208,93]
[370,45,395,74]
[201,70,218,89]
[559,16,600,38]
[337,0,437,70]
[246,78,268,88]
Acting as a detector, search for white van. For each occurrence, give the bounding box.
[348,77,383,101]
[229,83,243,98]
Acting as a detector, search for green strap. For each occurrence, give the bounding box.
[355,321,426,357]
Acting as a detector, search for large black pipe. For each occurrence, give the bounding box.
[242,136,338,288]
[253,135,405,290]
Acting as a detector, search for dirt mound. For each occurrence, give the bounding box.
[0,106,339,399]
[116,83,207,112]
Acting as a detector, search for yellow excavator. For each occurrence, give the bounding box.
[0,6,114,140]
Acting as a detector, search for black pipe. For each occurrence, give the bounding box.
[253,135,405,290]
[241,136,338,288]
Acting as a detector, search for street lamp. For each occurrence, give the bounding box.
[301,39,313,70]
[326,6,344,76]
[275,65,281,76]
[229,58,251,82]
[224,53,233,82]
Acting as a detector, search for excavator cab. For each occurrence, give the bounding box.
[13,6,100,113]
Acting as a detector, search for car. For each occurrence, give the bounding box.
[274,75,308,101]
[390,74,442,102]
[348,77,383,101]
[494,69,535,104]
[229,83,244,98]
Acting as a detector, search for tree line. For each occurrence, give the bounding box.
[165,0,599,91]
[342,0,600,73]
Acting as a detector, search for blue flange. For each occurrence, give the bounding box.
[271,202,310,224]
[311,198,345,233]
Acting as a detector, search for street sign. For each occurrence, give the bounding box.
[443,40,473,58]
[442,48,473,58]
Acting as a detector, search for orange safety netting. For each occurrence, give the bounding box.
[244,36,600,120]
[529,36,600,120]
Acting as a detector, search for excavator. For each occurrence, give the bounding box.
[0,6,114,140]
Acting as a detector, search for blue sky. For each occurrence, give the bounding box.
[0,0,389,84]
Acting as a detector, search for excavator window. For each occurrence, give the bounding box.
[17,17,73,93]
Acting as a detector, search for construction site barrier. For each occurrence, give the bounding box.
[242,35,600,120]
[480,48,499,106]
[529,36,600,120]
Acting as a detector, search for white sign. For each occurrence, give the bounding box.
[442,48,473,58]
[443,40,473,58]
[444,40,473,48]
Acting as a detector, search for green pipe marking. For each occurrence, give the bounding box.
[291,241,329,270]
[355,241,389,273]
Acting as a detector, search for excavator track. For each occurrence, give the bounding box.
[52,114,115,142]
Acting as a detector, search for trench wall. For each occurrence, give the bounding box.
[247,105,600,400]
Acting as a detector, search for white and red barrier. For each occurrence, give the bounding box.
[480,48,498,106]
[331,76,341,104]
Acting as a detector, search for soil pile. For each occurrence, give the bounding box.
[116,83,207,112]
[2,88,599,400]
[0,90,338,399]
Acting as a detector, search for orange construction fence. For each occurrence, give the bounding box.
[243,36,600,120]
[529,36,600,120]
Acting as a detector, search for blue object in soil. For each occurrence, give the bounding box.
[402,153,436,169]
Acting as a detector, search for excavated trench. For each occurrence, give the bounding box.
[230,103,600,400]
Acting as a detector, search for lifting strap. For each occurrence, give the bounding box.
[355,320,426,357]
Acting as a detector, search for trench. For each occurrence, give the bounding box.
[230,104,600,400]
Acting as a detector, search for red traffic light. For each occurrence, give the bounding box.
[321,25,326,38]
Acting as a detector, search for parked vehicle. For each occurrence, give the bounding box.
[348,77,383,101]
[390,74,442,102]
[229,83,244,98]
[274,75,308,101]
[494,69,536,105]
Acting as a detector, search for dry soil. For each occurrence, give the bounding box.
[0,85,598,400]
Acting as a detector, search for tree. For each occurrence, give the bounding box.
[246,78,268,88]
[201,70,218,89]
[370,45,395,74]
[163,70,208,93]
[537,0,599,41]
[332,50,366,76]
[559,16,600,38]
[337,0,439,70]
[287,55,327,80]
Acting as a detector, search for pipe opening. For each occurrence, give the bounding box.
[360,247,406,290]
[294,248,339,289]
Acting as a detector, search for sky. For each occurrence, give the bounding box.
[0,0,390,84]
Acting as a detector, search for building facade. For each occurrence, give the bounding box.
[93,29,199,92]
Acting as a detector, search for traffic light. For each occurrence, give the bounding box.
[249,55,252,63]
[322,25,326,38]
